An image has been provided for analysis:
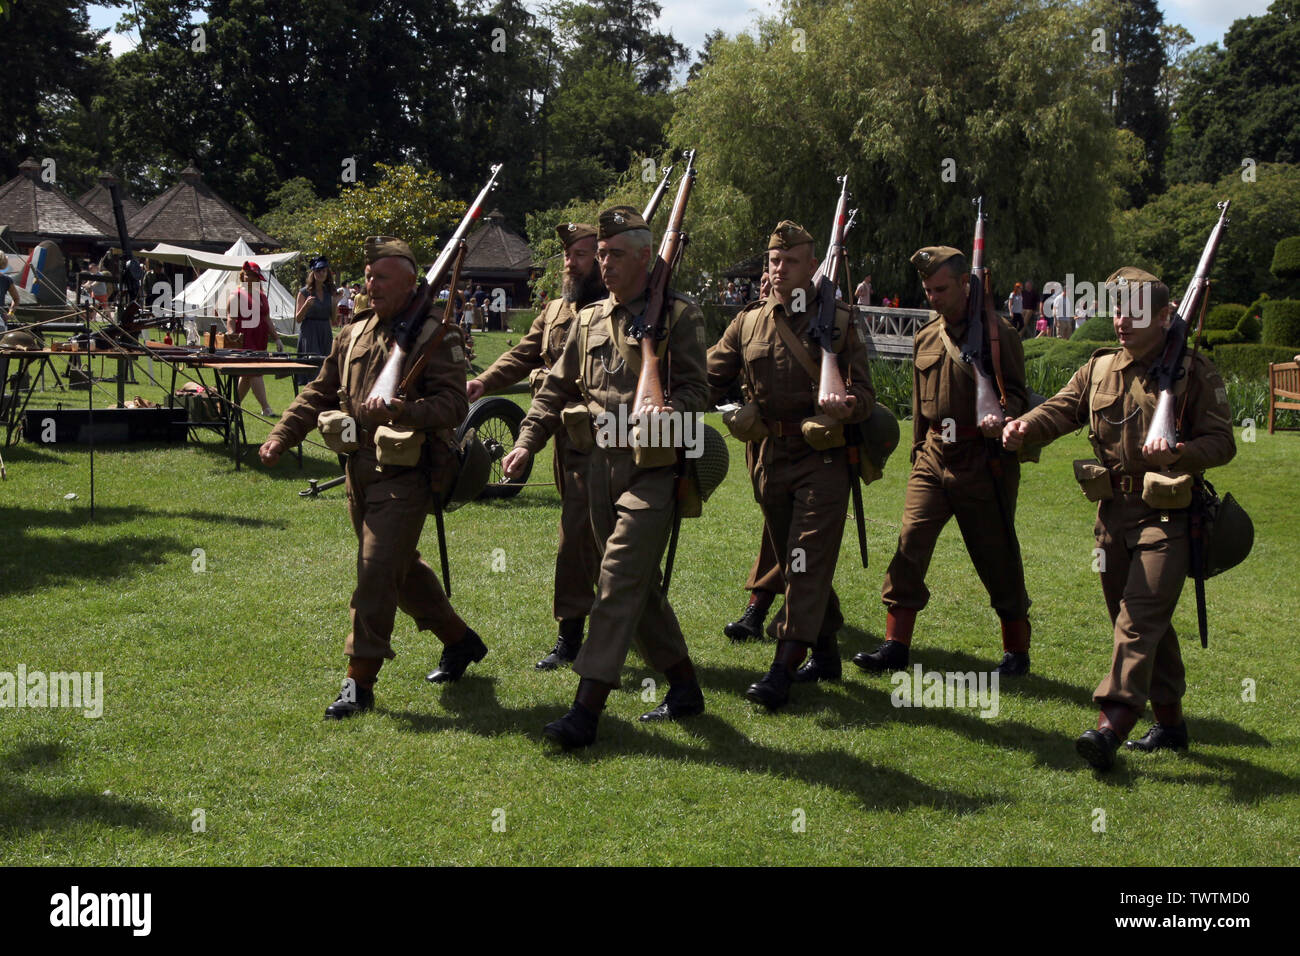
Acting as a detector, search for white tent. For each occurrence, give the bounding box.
[141,237,300,336]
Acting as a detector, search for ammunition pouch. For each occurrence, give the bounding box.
[561,404,595,453]
[1142,471,1193,511]
[722,401,769,443]
[374,424,424,467]
[318,410,360,455]
[801,414,846,451]
[529,366,550,397]
[631,410,678,468]
[1073,459,1113,502]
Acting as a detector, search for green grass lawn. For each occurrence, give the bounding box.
[1,349,1297,865]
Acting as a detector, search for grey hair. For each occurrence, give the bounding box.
[621,228,653,253]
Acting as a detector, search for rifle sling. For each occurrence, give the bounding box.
[772,311,822,381]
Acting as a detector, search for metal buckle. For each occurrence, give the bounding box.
[1119,475,1136,494]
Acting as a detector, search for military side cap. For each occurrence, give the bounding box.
[363,236,417,269]
[1106,266,1160,285]
[768,220,814,250]
[597,205,647,239]
[910,246,963,278]
[556,222,597,248]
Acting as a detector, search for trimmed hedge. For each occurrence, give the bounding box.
[1204,343,1299,380]
[1261,299,1300,346]
[1203,328,1244,349]
[1070,314,1117,342]
[1024,338,1099,370]
[1236,312,1262,342]
[1206,303,1247,330]
[1271,236,1300,280]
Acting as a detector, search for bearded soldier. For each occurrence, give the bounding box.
[857,246,1033,677]
[501,206,709,750]
[467,223,604,670]
[259,237,487,718]
[708,221,875,708]
[1003,267,1236,771]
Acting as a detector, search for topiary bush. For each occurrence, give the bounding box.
[1204,343,1299,380]
[1070,315,1117,342]
[1261,299,1300,346]
[1203,328,1244,349]
[1270,236,1300,280]
[1206,303,1247,330]
[1236,312,1262,342]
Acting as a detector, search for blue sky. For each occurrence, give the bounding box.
[88,0,1277,60]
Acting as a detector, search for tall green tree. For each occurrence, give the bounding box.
[1108,0,1169,206]
[1166,0,1300,185]
[668,0,1131,300]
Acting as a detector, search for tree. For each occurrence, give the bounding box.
[308,164,464,278]
[1108,0,1169,205]
[1113,163,1300,306]
[1166,0,1300,185]
[667,0,1129,300]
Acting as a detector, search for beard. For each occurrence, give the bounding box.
[562,266,606,306]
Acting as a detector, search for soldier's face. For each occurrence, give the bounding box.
[767,245,818,301]
[597,235,651,300]
[564,236,597,284]
[1115,300,1171,357]
[921,266,970,320]
[365,257,417,320]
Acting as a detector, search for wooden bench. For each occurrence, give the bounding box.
[1268,361,1300,433]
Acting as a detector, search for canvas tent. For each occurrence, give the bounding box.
[141,237,300,335]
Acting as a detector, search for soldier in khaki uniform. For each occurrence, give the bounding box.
[468,222,604,670]
[708,221,875,708]
[259,236,487,718]
[857,246,1033,676]
[1004,267,1235,770]
[501,206,709,749]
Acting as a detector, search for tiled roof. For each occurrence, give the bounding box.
[126,164,279,249]
[0,157,116,240]
[462,209,534,274]
[77,173,143,226]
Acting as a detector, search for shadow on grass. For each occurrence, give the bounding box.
[0,503,281,594]
[388,674,997,814]
[0,741,177,838]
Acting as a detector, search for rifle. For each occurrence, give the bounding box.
[962,196,1009,428]
[631,149,695,422]
[1144,200,1230,449]
[642,162,675,224]
[810,174,851,406]
[1143,200,1230,649]
[367,163,502,407]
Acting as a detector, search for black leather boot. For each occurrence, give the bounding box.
[543,678,610,750]
[536,618,584,671]
[995,651,1030,677]
[793,628,841,683]
[746,664,793,709]
[639,680,705,721]
[852,639,909,673]
[1125,721,1189,752]
[426,628,489,683]
[724,591,772,642]
[324,678,374,720]
[1076,728,1122,771]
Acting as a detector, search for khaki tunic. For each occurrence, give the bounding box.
[1016,347,1235,711]
[708,293,875,645]
[269,304,469,660]
[516,290,708,686]
[476,298,599,622]
[881,312,1031,621]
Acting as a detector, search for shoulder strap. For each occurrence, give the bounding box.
[539,298,565,357]
[339,315,376,392]
[772,311,821,381]
[937,324,975,381]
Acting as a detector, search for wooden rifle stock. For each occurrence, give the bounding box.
[397,241,467,398]
[1144,200,1230,448]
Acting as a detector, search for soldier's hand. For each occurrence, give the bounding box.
[819,393,857,421]
[1142,437,1184,467]
[1002,419,1029,451]
[978,413,1005,438]
[502,447,531,479]
[466,379,485,402]
[259,438,283,466]
[361,395,401,425]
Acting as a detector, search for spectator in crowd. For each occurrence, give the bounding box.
[855,274,873,306]
[1021,279,1041,339]
[294,255,339,386]
[1035,312,1050,337]
[225,261,280,415]
[1048,284,1071,338]
[336,283,353,326]
[1074,301,1090,333]
[1006,282,1024,334]
[350,281,368,314]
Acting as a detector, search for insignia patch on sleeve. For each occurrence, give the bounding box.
[451,345,464,363]
[1215,386,1228,405]
[696,325,707,347]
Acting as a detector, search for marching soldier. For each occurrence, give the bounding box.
[858,246,1033,677]
[259,236,488,718]
[708,221,875,708]
[1003,267,1235,771]
[501,206,709,749]
[467,222,604,670]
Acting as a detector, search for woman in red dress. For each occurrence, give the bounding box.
[225,261,280,415]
